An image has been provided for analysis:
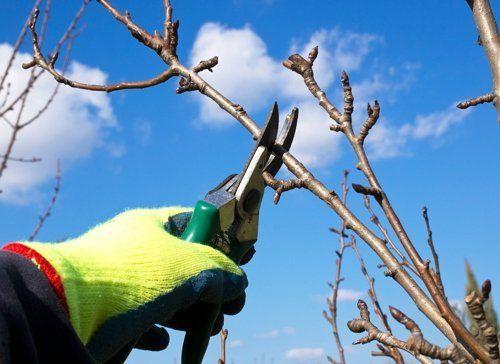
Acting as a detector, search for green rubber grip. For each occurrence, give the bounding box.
[180,200,221,364]
[181,200,220,243]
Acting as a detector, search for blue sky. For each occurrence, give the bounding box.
[0,0,499,363]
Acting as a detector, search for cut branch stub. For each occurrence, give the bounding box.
[262,171,304,204]
[176,76,198,94]
[193,56,218,73]
[352,183,382,200]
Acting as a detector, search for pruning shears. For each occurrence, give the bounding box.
[179,102,298,363]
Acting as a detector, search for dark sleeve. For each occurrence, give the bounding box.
[0,251,95,364]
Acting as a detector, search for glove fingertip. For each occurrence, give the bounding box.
[135,325,170,351]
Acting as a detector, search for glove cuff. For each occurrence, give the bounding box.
[2,242,69,313]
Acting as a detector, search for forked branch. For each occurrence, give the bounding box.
[23,9,177,93]
[286,44,484,361]
[348,300,464,363]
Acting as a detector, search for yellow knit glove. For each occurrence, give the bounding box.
[11,207,247,362]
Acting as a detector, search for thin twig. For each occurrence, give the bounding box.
[457,92,495,109]
[0,0,43,93]
[324,170,351,364]
[218,329,228,364]
[0,0,88,121]
[28,160,61,241]
[3,156,41,163]
[362,196,419,277]
[422,206,445,295]
[350,236,404,363]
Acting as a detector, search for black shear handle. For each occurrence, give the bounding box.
[181,303,220,364]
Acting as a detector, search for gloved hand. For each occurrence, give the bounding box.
[3,207,247,363]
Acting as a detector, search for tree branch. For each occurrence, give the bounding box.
[362,196,419,277]
[457,92,495,109]
[462,0,499,114]
[23,9,176,93]
[348,300,465,363]
[0,0,43,94]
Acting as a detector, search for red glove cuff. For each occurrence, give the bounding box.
[3,243,69,314]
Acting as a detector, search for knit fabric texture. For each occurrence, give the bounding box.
[19,207,246,352]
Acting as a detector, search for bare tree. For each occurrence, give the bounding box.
[22,0,499,362]
[0,0,88,236]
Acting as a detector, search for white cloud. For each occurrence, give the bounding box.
[189,23,379,167]
[367,103,473,159]
[285,28,379,100]
[0,43,117,203]
[285,347,325,361]
[337,288,364,301]
[256,326,296,339]
[189,23,470,167]
[189,22,282,125]
[365,120,409,159]
[449,299,465,312]
[229,339,243,348]
[313,288,364,303]
[404,103,472,139]
[288,101,343,167]
[133,119,152,145]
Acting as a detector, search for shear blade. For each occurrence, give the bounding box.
[264,107,298,177]
[229,102,280,195]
